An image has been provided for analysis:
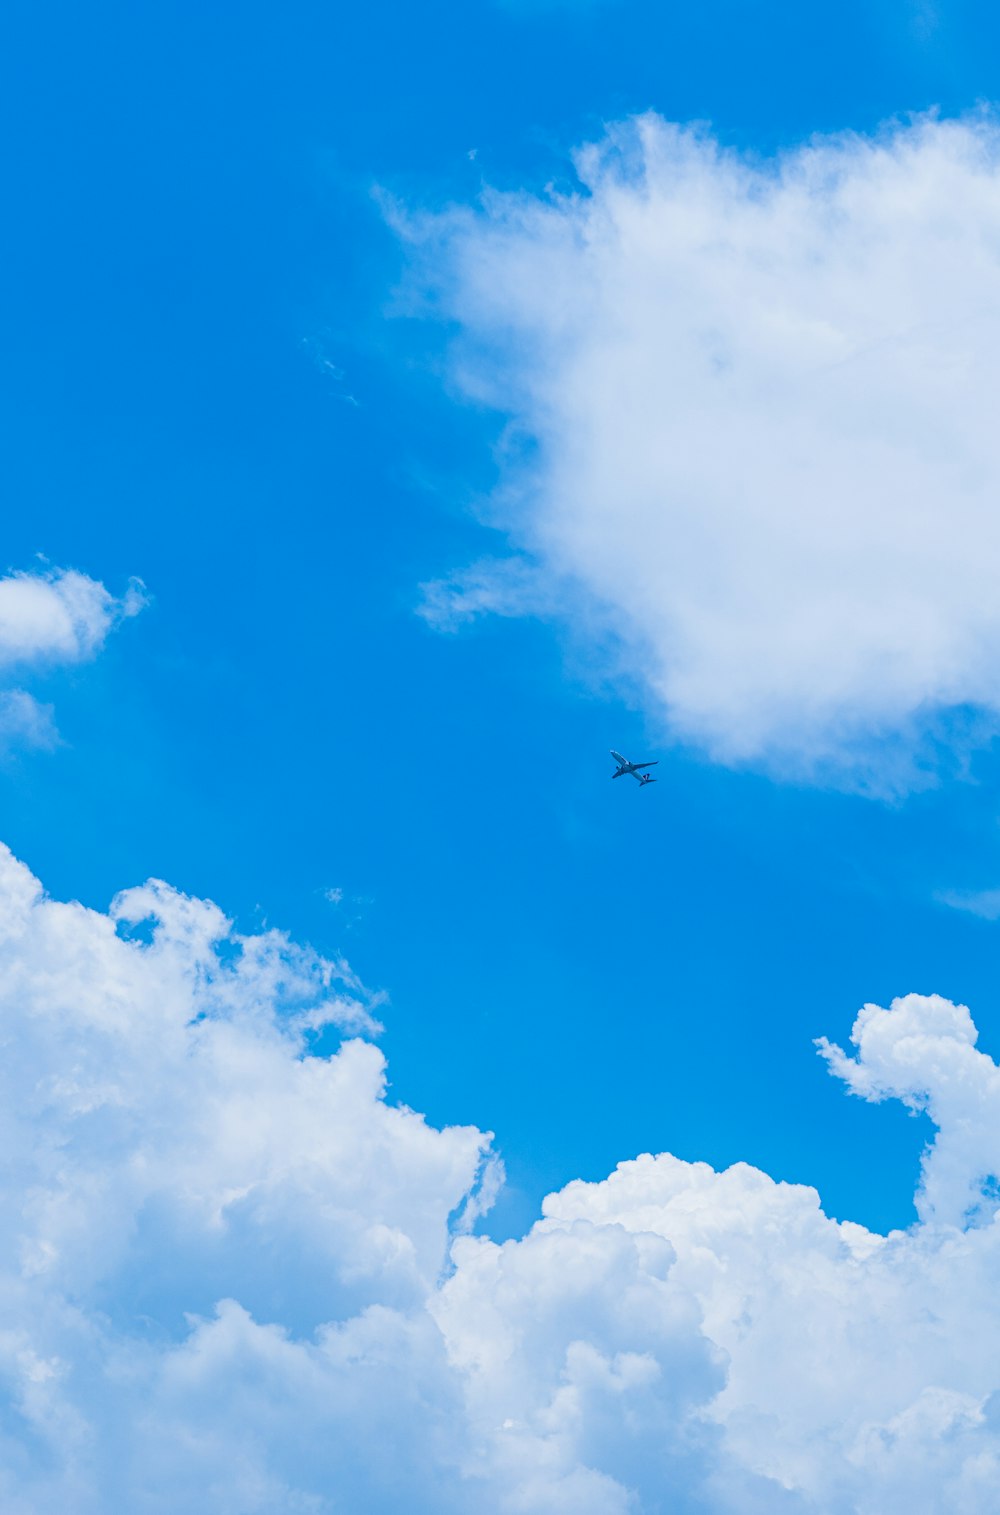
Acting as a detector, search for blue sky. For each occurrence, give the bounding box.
[8,4,1000,1510]
[5,0,1000,1258]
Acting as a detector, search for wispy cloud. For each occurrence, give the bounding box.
[301,335,360,406]
[418,555,555,632]
[0,690,59,755]
[936,886,1000,920]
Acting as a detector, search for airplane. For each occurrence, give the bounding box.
[610,749,658,786]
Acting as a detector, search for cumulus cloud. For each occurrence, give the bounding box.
[0,568,146,753]
[402,113,1000,791]
[0,844,999,1509]
[0,568,145,667]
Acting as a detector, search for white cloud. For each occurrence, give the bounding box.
[0,568,146,753]
[0,845,499,1511]
[402,113,1000,791]
[522,992,1000,1512]
[0,568,145,667]
[817,991,1000,1228]
[1,844,1000,1508]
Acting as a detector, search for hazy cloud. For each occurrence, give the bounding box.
[936,887,1000,920]
[0,690,59,755]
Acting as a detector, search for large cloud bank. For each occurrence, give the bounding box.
[407,115,1000,790]
[0,845,999,1510]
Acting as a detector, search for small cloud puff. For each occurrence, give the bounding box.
[0,566,147,753]
[0,566,146,666]
[1,846,1000,1509]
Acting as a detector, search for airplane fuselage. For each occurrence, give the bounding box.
[610,749,658,784]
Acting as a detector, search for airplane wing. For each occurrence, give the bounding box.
[631,761,658,770]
